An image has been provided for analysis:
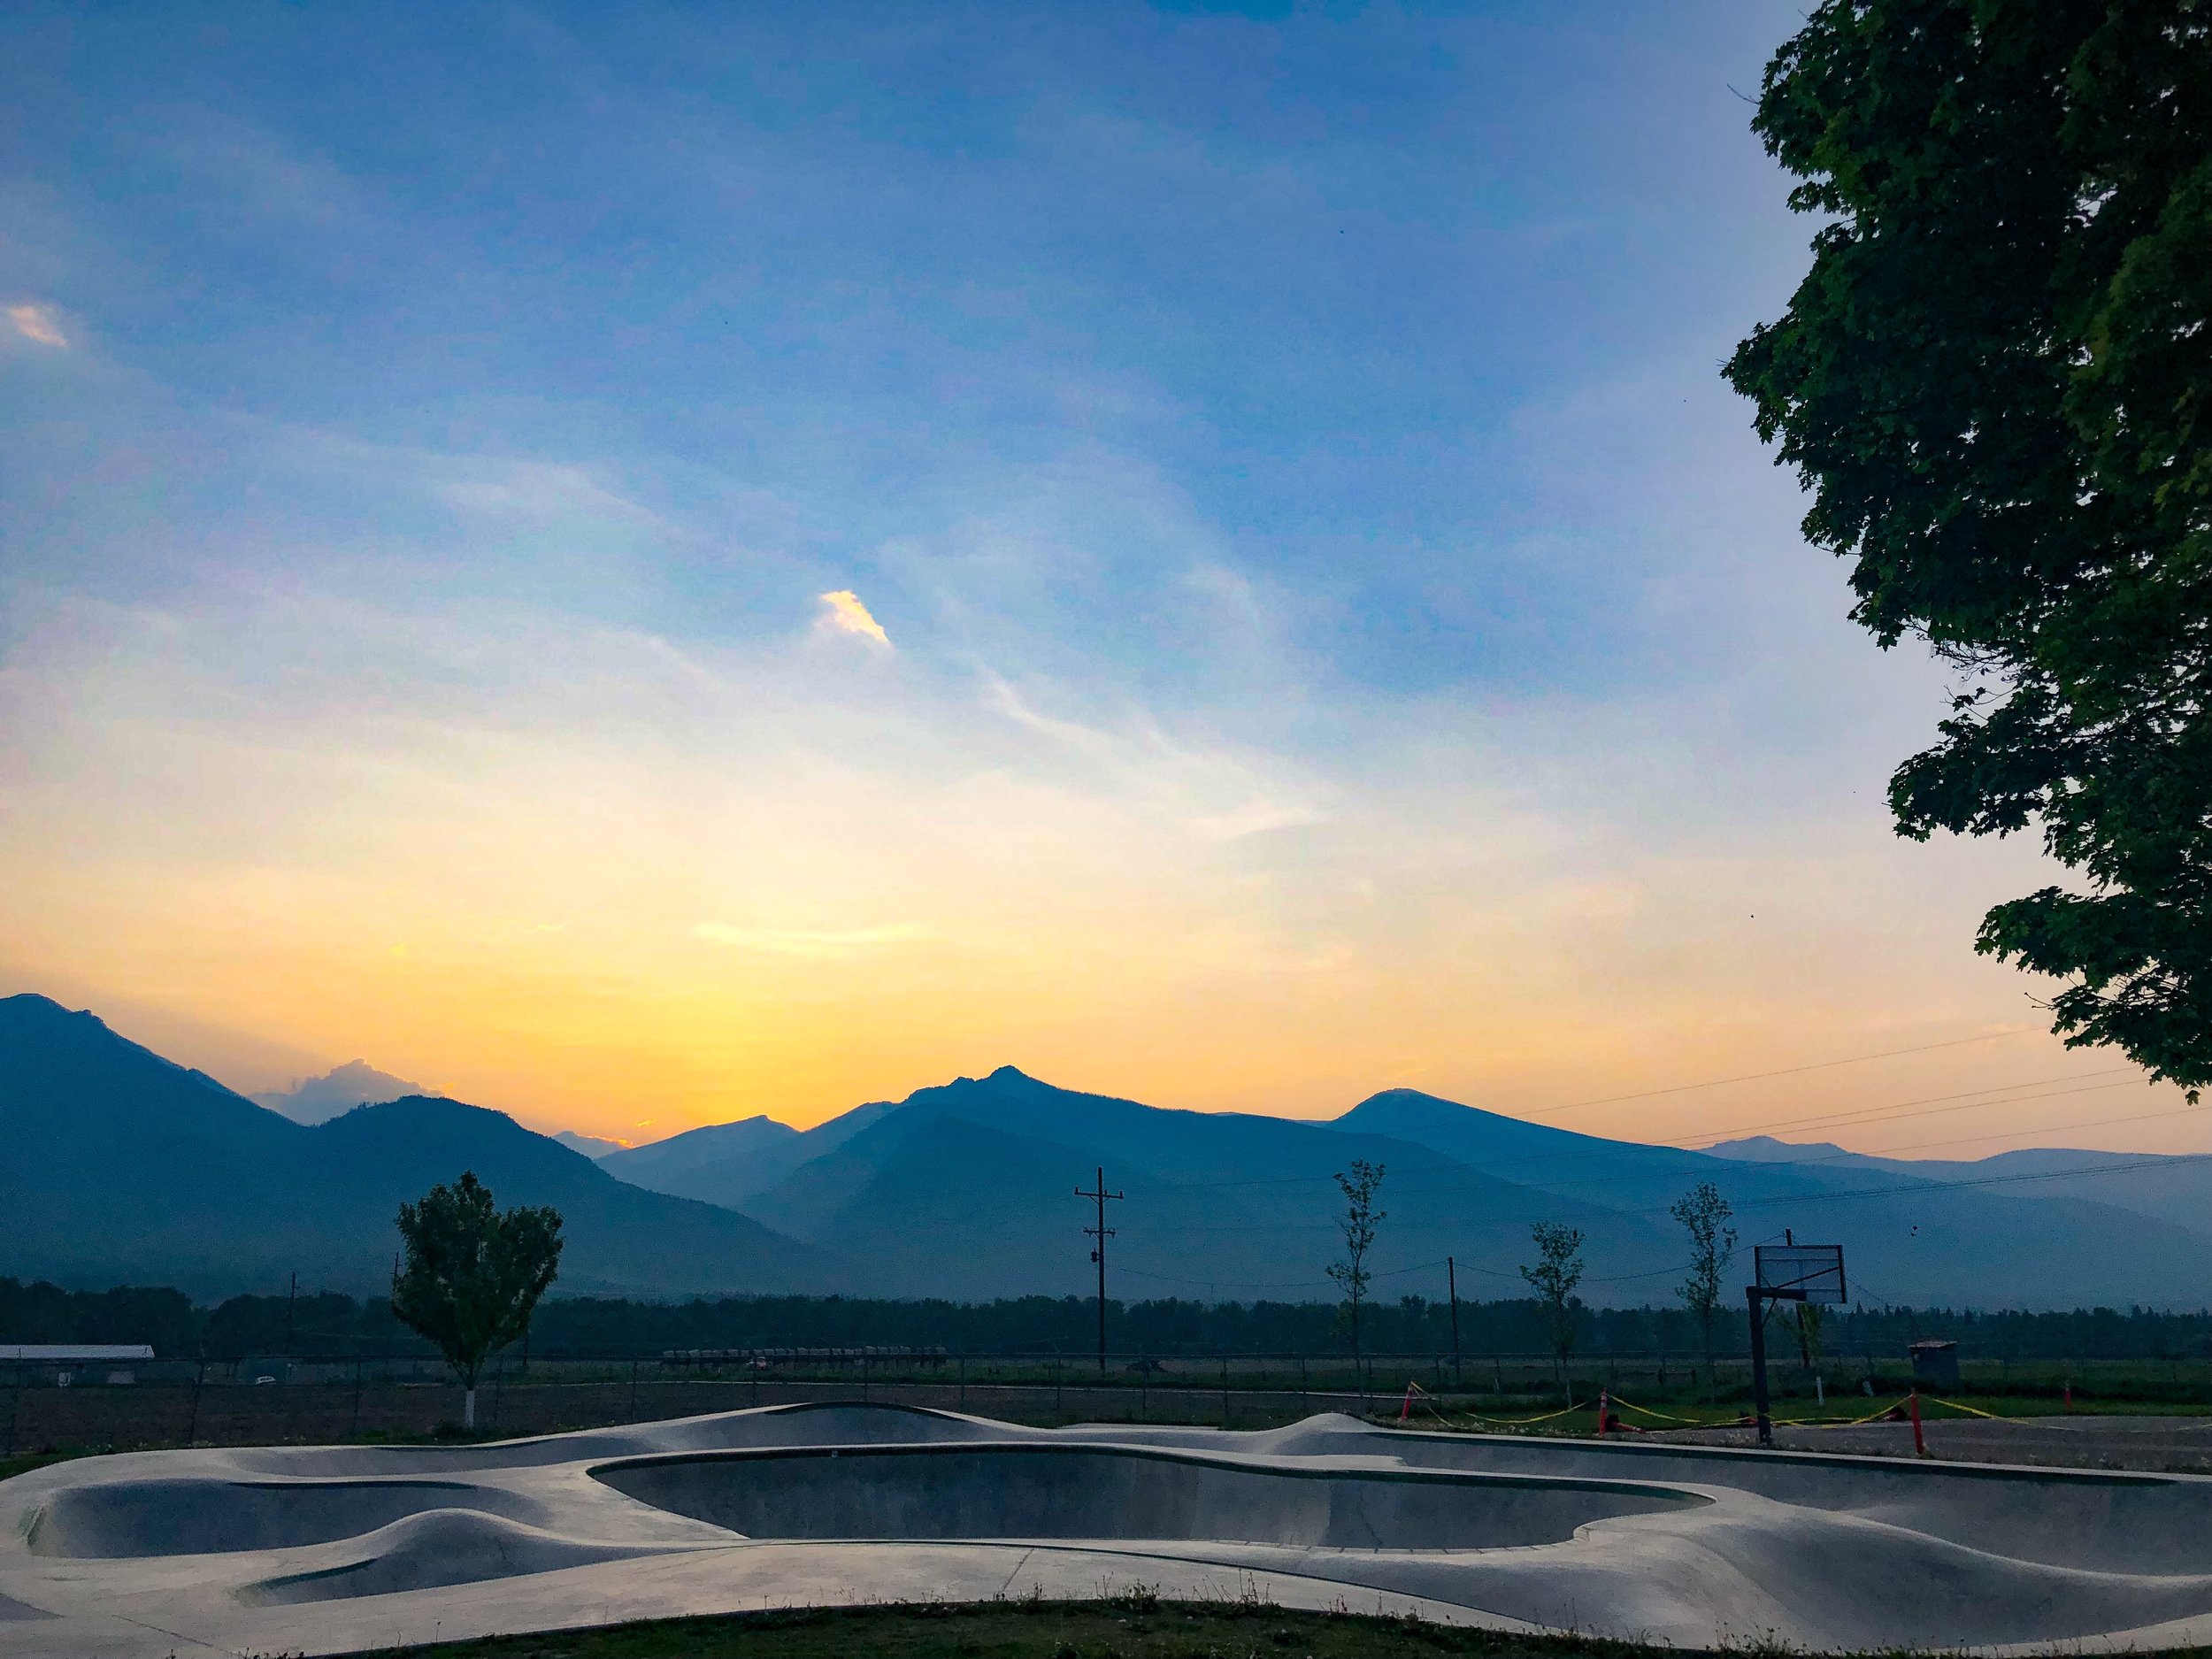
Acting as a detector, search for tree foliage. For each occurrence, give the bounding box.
[1324,1161,1386,1359]
[1671,1181,1739,1367]
[391,1171,563,1425]
[1519,1221,1586,1386]
[1726,0,2212,1086]
[1793,1301,1830,1374]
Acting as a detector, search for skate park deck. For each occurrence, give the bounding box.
[5,1401,2212,1655]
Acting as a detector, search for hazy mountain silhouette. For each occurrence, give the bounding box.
[1335,1088,2212,1310]
[252,1059,425,1124]
[10,992,2209,1309]
[718,1068,1672,1302]
[598,1115,810,1204]
[1705,1133,2212,1239]
[622,1069,2212,1308]
[0,995,839,1298]
[551,1130,626,1158]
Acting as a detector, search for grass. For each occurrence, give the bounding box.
[352,1596,2212,1659]
[358,1597,1682,1659]
[0,1449,76,1483]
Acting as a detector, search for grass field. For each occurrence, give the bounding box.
[357,1596,2212,1659]
[365,1598,1671,1659]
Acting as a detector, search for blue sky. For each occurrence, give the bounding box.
[4,2,2182,1156]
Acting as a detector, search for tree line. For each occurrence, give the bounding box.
[8,1276,2210,1364]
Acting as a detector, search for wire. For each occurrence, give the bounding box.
[1525,1029,2032,1115]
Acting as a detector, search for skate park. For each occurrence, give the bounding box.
[9,1400,2212,1656]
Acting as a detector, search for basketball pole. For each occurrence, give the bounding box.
[1747,1286,1773,1448]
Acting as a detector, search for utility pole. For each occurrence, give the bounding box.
[1074,1167,1124,1373]
[1447,1256,1461,1378]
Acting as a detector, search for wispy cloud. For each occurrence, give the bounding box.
[817,589,891,647]
[7,303,68,348]
[693,920,923,956]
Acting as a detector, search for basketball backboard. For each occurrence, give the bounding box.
[1754,1242,1846,1303]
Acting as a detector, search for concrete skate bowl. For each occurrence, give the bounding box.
[592,1441,1704,1551]
[24,1477,545,1559]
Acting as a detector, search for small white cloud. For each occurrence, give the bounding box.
[1190,799,1325,842]
[7,303,68,349]
[817,589,891,647]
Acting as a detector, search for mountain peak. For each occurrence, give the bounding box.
[253,1058,426,1125]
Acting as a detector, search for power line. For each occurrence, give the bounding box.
[1528,1028,2032,1114]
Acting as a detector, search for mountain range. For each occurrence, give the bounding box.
[4,990,2208,1309]
[0,995,842,1299]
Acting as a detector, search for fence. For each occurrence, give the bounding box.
[6,1347,2200,1459]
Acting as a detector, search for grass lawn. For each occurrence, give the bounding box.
[357,1595,2212,1659]
[364,1598,1677,1659]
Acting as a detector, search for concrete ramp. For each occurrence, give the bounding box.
[242,1509,673,1604]
[26,1477,543,1559]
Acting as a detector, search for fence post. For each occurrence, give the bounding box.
[187,1357,204,1445]
[1220,1356,1230,1426]
[958,1354,966,1412]
[1301,1355,1309,1417]
[862,1353,870,1404]
[349,1356,364,1439]
[629,1357,639,1416]
[5,1363,19,1458]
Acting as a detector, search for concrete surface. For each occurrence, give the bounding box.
[6,1402,2212,1655]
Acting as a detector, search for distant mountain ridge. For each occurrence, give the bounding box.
[605,1067,2212,1309]
[0,995,840,1299]
[7,990,2208,1309]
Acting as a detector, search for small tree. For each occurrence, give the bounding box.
[1325,1161,1386,1364]
[1519,1221,1585,1402]
[1671,1181,1737,1395]
[1793,1301,1827,1378]
[392,1171,564,1431]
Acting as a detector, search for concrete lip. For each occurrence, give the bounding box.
[5,1402,2212,1655]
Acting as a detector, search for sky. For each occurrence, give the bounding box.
[3,2,2199,1160]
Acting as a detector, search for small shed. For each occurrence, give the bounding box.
[1909,1340,1960,1389]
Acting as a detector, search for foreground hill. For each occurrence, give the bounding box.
[0,995,837,1298]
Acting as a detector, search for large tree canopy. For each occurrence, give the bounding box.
[392,1171,563,1428]
[1727,0,2212,1086]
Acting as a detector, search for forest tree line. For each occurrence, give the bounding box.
[5,1277,2211,1363]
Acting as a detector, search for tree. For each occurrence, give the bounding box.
[1519,1222,1585,1402]
[1725,2,2212,1090]
[1325,1161,1386,1363]
[391,1171,564,1430]
[1793,1300,1828,1378]
[1671,1181,1738,1393]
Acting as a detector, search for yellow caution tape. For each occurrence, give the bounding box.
[1606,1395,1702,1425]
[1922,1395,2008,1420]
